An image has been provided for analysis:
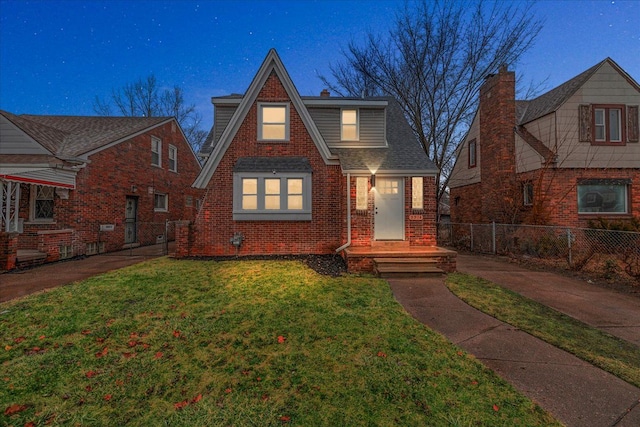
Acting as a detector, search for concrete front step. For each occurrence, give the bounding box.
[373,257,446,278]
[16,250,47,269]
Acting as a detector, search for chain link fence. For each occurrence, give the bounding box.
[438,222,640,281]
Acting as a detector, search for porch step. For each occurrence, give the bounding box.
[16,250,47,269]
[373,257,445,278]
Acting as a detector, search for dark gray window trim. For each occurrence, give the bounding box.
[257,102,290,142]
[233,172,312,221]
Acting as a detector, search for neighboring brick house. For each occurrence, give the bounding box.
[177,49,453,273]
[0,112,202,270]
[449,58,640,227]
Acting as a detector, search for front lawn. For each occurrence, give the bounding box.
[1,259,558,426]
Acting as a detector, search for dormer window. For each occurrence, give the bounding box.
[341,109,359,141]
[258,103,289,141]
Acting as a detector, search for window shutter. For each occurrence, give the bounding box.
[628,105,639,143]
[578,104,592,142]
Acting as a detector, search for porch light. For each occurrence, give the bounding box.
[370,174,376,188]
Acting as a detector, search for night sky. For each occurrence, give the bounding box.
[1,0,639,132]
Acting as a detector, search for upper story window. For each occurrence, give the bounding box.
[341,109,359,141]
[593,105,624,144]
[151,137,162,166]
[31,185,54,221]
[468,139,477,168]
[577,179,629,215]
[258,103,289,141]
[168,145,177,172]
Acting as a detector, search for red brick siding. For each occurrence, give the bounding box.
[16,120,202,259]
[450,182,483,224]
[189,72,344,256]
[0,233,18,271]
[406,176,437,246]
[519,168,640,227]
[478,67,519,223]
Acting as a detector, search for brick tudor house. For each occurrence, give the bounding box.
[0,112,202,270]
[175,49,456,273]
[449,58,640,227]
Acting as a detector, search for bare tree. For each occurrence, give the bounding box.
[320,0,543,208]
[93,75,207,154]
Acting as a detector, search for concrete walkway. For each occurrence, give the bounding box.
[389,254,640,427]
[0,244,168,303]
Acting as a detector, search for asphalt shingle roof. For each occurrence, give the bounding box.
[233,156,312,173]
[2,111,171,158]
[517,59,603,125]
[332,97,436,173]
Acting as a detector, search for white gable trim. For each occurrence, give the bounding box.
[193,49,337,189]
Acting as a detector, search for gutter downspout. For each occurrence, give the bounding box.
[335,173,351,253]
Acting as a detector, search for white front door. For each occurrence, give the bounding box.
[374,177,404,240]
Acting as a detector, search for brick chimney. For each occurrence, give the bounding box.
[320,89,330,98]
[479,65,517,222]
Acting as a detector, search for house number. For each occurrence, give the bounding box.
[409,215,423,221]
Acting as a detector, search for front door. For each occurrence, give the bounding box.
[374,177,404,240]
[124,196,138,244]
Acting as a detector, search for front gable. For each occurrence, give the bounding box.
[193,49,337,189]
[0,113,53,156]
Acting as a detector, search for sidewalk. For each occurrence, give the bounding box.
[0,244,167,303]
[389,254,640,427]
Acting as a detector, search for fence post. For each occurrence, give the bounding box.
[567,228,572,267]
[470,223,474,252]
[492,221,496,254]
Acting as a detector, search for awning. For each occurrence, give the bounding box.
[0,166,76,189]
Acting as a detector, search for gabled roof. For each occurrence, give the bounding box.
[193,49,337,188]
[517,57,640,125]
[1,110,175,159]
[17,114,172,157]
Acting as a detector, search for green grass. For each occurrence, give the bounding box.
[447,272,640,388]
[1,259,559,426]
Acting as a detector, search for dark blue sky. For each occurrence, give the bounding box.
[1,0,639,132]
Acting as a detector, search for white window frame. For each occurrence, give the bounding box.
[233,172,312,220]
[341,109,359,141]
[577,182,629,214]
[30,185,55,222]
[168,144,177,172]
[154,193,168,212]
[258,103,290,141]
[151,137,162,167]
[356,177,368,211]
[593,105,624,144]
[412,177,424,210]
[468,139,477,168]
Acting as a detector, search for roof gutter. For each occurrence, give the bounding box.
[335,173,351,253]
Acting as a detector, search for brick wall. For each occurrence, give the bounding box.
[16,120,202,258]
[520,167,640,227]
[0,232,18,271]
[478,66,519,223]
[450,182,483,224]
[188,72,344,256]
